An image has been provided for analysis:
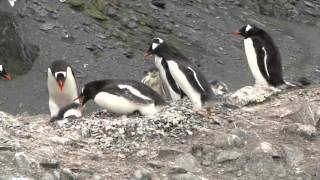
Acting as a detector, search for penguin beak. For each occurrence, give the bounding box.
[232,31,241,35]
[3,73,12,80]
[58,81,64,92]
[143,52,152,60]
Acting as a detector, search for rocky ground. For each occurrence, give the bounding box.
[0,0,319,114]
[1,85,320,179]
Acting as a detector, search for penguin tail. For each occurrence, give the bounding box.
[282,77,312,90]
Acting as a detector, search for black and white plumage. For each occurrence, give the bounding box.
[209,80,229,96]
[144,38,215,110]
[8,0,17,7]
[47,60,80,118]
[233,24,285,87]
[77,79,167,115]
[0,65,12,80]
[50,102,82,122]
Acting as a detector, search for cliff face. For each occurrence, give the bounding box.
[0,0,319,114]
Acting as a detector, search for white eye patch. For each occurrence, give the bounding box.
[54,71,66,79]
[245,24,253,32]
[152,43,159,50]
[0,65,3,72]
[81,87,84,94]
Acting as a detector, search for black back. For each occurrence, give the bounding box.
[50,102,80,122]
[81,79,167,106]
[237,25,285,87]
[251,31,284,86]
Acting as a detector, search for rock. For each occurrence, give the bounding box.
[284,123,317,139]
[151,0,165,9]
[14,152,30,168]
[253,142,281,158]
[146,161,165,169]
[174,153,202,173]
[127,21,138,29]
[215,150,242,163]
[213,132,244,149]
[282,144,304,167]
[0,177,33,180]
[40,158,60,169]
[288,102,319,126]
[136,150,148,157]
[60,168,76,180]
[227,86,280,106]
[48,136,73,145]
[131,168,153,180]
[105,7,117,17]
[167,166,188,174]
[168,173,204,180]
[158,147,183,158]
[39,22,58,31]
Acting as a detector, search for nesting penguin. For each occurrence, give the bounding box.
[0,65,12,80]
[76,79,166,116]
[233,24,285,87]
[144,38,215,110]
[47,60,80,118]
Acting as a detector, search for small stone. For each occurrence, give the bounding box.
[0,177,32,180]
[40,22,57,31]
[14,152,30,168]
[158,147,183,158]
[40,158,60,169]
[215,150,242,163]
[60,168,76,180]
[136,150,148,157]
[151,0,165,9]
[174,153,202,173]
[49,136,73,145]
[106,7,117,17]
[147,161,165,169]
[169,173,203,180]
[132,168,152,180]
[201,160,211,166]
[282,145,304,167]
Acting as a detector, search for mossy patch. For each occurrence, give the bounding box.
[67,0,85,10]
[85,0,109,21]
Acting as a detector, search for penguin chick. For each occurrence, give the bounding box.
[50,102,82,122]
[141,67,166,98]
[76,79,167,116]
[209,80,229,96]
[47,60,78,117]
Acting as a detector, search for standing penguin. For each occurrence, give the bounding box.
[0,65,12,80]
[76,79,166,116]
[47,60,80,118]
[232,24,285,87]
[144,38,215,110]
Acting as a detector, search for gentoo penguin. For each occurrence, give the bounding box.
[209,80,229,96]
[47,60,80,118]
[75,79,167,116]
[50,102,82,122]
[141,67,167,98]
[0,65,12,80]
[144,38,215,110]
[8,0,17,7]
[232,24,285,87]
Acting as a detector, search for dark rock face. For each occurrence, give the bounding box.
[0,12,39,76]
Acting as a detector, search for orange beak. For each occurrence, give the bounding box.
[3,73,12,80]
[58,81,64,92]
[143,52,152,60]
[232,31,241,35]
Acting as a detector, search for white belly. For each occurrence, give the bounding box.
[167,61,202,110]
[244,38,268,86]
[155,56,181,100]
[94,92,158,115]
[47,70,78,116]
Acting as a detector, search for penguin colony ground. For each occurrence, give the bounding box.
[0,22,307,121]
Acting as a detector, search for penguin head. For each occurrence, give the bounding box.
[232,24,262,38]
[54,71,67,92]
[49,60,73,92]
[0,65,12,80]
[144,38,165,60]
[76,82,99,108]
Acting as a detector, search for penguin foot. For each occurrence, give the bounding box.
[195,107,215,117]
